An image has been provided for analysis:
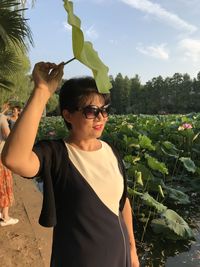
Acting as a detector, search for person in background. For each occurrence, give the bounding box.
[7,105,22,130]
[0,101,10,116]
[2,62,139,266]
[0,103,19,226]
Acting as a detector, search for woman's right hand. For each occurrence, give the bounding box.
[32,61,64,96]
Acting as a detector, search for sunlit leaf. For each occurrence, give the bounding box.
[151,209,194,240]
[139,135,155,151]
[127,163,154,182]
[135,171,143,186]
[140,192,167,213]
[127,187,142,197]
[63,0,112,93]
[145,154,168,175]
[158,185,164,198]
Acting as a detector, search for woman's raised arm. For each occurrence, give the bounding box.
[2,62,64,177]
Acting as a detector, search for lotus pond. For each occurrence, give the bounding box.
[36,113,200,266]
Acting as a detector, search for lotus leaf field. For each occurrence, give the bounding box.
[36,113,200,266]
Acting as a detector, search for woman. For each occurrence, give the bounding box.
[2,62,139,266]
[0,103,19,226]
[7,105,21,130]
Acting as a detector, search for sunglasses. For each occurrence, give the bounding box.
[78,104,110,119]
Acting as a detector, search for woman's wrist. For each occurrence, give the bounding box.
[33,85,52,100]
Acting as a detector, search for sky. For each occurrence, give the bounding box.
[25,0,200,84]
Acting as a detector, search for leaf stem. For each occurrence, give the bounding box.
[64,57,76,65]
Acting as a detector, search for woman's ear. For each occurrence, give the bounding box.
[62,109,72,123]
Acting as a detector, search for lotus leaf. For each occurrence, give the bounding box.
[179,157,196,173]
[63,0,112,93]
[139,135,155,151]
[141,192,167,213]
[164,186,190,205]
[145,154,168,175]
[151,209,194,240]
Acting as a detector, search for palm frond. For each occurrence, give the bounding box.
[0,0,33,50]
[0,48,21,77]
[0,78,14,91]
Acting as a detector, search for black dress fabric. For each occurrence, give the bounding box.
[33,139,131,267]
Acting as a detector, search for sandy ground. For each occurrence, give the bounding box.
[0,175,52,267]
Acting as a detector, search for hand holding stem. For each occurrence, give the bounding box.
[32,61,64,97]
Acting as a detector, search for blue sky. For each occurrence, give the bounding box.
[26,0,200,84]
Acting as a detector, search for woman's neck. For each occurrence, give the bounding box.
[10,115,18,121]
[66,135,101,151]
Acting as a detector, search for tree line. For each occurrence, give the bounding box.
[110,73,200,115]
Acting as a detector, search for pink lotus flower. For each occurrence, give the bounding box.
[178,123,193,131]
[182,123,192,129]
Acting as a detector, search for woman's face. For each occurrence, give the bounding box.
[63,94,109,141]
[12,107,20,116]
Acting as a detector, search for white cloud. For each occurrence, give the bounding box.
[121,0,197,33]
[85,25,99,40]
[179,38,200,62]
[136,43,169,60]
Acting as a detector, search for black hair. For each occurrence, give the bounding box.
[59,76,110,129]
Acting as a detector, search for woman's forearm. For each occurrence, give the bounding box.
[122,198,140,267]
[2,88,50,169]
[122,198,137,248]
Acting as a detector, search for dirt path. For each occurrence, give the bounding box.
[0,175,52,267]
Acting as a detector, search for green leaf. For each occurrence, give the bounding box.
[138,135,155,151]
[140,192,167,213]
[135,171,143,186]
[127,187,142,197]
[179,157,196,173]
[151,209,194,240]
[63,0,112,93]
[164,186,190,204]
[127,163,154,182]
[161,141,180,158]
[158,185,164,198]
[145,154,168,175]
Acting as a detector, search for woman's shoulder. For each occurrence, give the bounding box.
[35,139,65,150]
[33,139,67,167]
[0,114,9,127]
[0,113,8,121]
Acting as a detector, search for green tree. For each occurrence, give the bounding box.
[128,75,141,113]
[0,46,32,107]
[0,0,33,92]
[111,73,127,114]
[0,0,33,50]
[46,94,59,115]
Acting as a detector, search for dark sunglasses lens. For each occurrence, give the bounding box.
[101,107,109,117]
[84,107,98,119]
[83,105,110,119]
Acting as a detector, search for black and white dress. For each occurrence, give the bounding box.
[32,139,131,267]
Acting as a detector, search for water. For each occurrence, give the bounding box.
[166,233,200,266]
